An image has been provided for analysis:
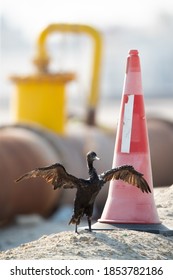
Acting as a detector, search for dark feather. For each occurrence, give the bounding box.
[100,165,151,193]
[15,152,151,233]
[15,163,80,190]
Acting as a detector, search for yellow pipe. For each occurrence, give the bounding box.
[33,24,102,122]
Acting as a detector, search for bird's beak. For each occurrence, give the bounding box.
[95,156,100,161]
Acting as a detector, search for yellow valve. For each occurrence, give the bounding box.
[33,24,102,124]
[10,24,102,134]
[10,73,75,134]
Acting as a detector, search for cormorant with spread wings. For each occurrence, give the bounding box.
[15,151,151,233]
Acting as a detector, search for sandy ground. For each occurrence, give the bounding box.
[0,185,173,260]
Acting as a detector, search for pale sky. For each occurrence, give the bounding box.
[2,0,173,38]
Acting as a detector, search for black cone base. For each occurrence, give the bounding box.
[81,222,173,236]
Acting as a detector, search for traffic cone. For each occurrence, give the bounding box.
[92,50,173,234]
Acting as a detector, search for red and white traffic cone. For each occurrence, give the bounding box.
[92,50,173,233]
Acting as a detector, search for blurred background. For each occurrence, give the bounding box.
[1,0,173,123]
[0,0,173,250]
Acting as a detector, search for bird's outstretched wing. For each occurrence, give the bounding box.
[99,165,151,193]
[15,163,81,190]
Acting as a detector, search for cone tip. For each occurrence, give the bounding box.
[126,49,140,73]
[129,49,139,56]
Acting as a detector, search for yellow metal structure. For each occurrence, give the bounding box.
[11,24,102,134]
[11,73,75,134]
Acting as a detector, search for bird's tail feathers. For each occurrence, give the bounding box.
[69,215,81,225]
[69,217,78,225]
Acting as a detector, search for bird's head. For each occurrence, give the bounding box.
[86,151,100,163]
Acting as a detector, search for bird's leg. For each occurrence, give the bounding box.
[75,223,79,234]
[87,216,92,232]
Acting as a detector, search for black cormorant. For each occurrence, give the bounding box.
[15,151,151,233]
